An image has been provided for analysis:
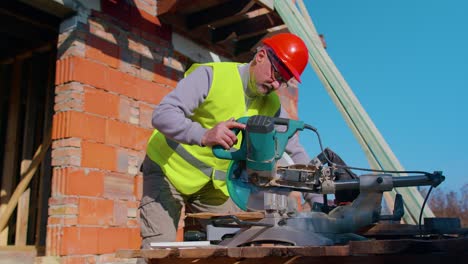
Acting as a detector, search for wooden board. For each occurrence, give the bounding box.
[116,237,468,264]
[186,211,265,220]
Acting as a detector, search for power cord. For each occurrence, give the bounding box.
[419,186,433,237]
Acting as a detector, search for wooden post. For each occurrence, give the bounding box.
[0,60,23,245]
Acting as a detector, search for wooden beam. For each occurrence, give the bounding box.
[254,0,274,11]
[186,0,254,29]
[15,160,31,245]
[15,57,37,246]
[0,59,23,245]
[186,211,265,220]
[210,12,283,43]
[157,0,231,16]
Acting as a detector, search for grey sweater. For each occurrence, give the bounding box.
[152,63,310,164]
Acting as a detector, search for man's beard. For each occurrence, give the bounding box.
[258,83,273,95]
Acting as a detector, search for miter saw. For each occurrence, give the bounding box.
[212,115,445,247]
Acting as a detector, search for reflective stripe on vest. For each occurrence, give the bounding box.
[166,137,227,181]
[166,138,212,177]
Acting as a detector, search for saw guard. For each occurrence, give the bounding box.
[226,161,256,211]
[226,154,295,211]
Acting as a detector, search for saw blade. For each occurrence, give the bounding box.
[226,161,256,211]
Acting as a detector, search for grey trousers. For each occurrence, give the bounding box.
[138,156,241,248]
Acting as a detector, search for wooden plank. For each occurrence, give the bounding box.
[117,237,468,263]
[349,238,468,255]
[118,245,350,259]
[146,255,466,264]
[186,211,265,220]
[15,160,31,246]
[0,59,23,245]
[15,57,36,246]
[0,245,36,264]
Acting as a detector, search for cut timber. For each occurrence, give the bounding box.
[150,241,212,248]
[15,160,32,246]
[116,237,468,264]
[0,246,36,264]
[185,211,265,220]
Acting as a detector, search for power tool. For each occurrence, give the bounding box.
[213,115,445,247]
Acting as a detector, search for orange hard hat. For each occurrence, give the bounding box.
[262,33,309,82]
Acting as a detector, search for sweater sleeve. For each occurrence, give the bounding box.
[152,66,213,146]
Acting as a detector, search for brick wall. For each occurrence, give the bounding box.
[48,0,188,262]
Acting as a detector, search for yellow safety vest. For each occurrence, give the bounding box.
[146,62,280,196]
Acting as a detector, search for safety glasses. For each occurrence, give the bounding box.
[266,49,293,84]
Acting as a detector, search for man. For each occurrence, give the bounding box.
[139,33,355,253]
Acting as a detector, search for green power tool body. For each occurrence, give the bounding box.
[213,115,308,210]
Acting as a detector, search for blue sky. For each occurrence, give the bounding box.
[298,0,468,191]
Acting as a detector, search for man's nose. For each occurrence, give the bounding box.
[271,80,281,90]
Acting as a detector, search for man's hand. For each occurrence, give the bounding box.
[201,118,246,149]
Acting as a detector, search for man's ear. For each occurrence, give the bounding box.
[255,49,267,63]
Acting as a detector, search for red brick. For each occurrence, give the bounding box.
[48,205,78,216]
[54,99,83,113]
[129,227,141,249]
[52,111,106,143]
[51,146,81,167]
[49,196,79,206]
[103,172,134,200]
[53,168,104,197]
[119,97,131,123]
[78,198,113,226]
[112,200,128,226]
[61,255,97,264]
[134,174,143,200]
[48,216,78,226]
[139,102,154,129]
[86,34,119,68]
[97,253,128,264]
[55,82,85,93]
[97,227,129,254]
[61,227,99,255]
[52,138,81,148]
[54,83,84,112]
[83,87,120,118]
[47,226,61,256]
[127,219,139,227]
[105,120,152,151]
[81,142,117,171]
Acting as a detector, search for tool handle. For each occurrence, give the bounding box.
[212,117,249,160]
[271,117,305,158]
[271,117,290,126]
